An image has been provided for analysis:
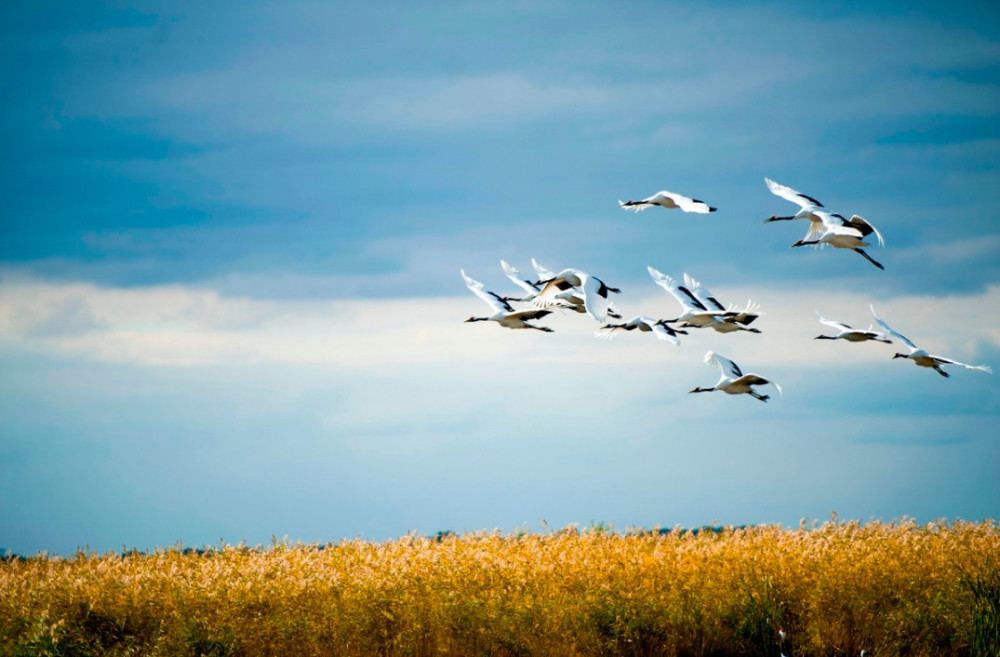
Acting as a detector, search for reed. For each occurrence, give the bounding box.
[1,519,997,656]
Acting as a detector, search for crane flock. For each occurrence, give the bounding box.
[461,178,992,401]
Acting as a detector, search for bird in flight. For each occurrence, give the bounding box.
[619,190,716,214]
[594,316,687,345]
[460,269,555,332]
[814,311,892,343]
[690,351,782,402]
[870,304,992,377]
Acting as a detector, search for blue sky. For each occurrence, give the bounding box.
[2,0,999,555]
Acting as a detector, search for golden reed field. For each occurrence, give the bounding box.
[2,519,999,657]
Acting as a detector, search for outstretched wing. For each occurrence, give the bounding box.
[648,266,707,311]
[815,311,853,332]
[848,215,885,247]
[683,273,727,311]
[870,304,917,350]
[931,355,993,374]
[579,273,612,322]
[649,321,682,345]
[705,350,743,379]
[531,257,558,282]
[500,260,539,295]
[765,177,824,210]
[461,269,511,314]
[666,191,714,214]
[594,324,627,341]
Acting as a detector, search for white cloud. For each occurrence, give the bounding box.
[893,234,1000,266]
[1,276,997,371]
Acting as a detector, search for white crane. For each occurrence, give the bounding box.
[814,311,892,343]
[460,269,554,332]
[791,210,886,270]
[531,265,621,323]
[690,351,782,402]
[870,305,992,377]
[594,316,687,345]
[648,266,758,333]
[619,190,716,214]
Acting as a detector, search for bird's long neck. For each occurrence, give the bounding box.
[465,317,488,323]
[814,335,836,340]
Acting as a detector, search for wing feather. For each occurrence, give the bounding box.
[870,304,917,350]
[461,269,509,314]
[765,177,824,209]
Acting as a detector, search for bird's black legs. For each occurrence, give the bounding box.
[856,248,885,270]
[749,390,770,402]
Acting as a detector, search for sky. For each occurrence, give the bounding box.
[1,0,999,555]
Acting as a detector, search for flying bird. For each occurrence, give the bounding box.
[648,266,758,333]
[814,311,892,343]
[619,190,716,214]
[683,273,761,330]
[690,351,782,402]
[531,266,621,323]
[764,178,886,268]
[791,210,886,270]
[503,259,622,319]
[870,305,992,377]
[460,269,554,332]
[594,316,687,345]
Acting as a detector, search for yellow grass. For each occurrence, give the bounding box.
[2,519,998,656]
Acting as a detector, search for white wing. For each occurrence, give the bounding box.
[658,191,714,214]
[815,311,853,332]
[765,177,825,210]
[500,260,539,295]
[579,273,612,322]
[683,273,726,311]
[648,266,706,311]
[530,278,575,309]
[705,350,743,379]
[531,258,557,282]
[931,355,993,374]
[674,194,714,214]
[461,269,508,314]
[649,321,681,345]
[870,304,917,350]
[594,325,626,341]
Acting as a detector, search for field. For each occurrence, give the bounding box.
[2,519,998,657]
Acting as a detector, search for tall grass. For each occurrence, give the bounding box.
[1,519,997,656]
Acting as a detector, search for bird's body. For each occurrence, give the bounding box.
[595,316,686,345]
[792,211,886,270]
[683,273,761,330]
[814,311,892,343]
[461,269,554,332]
[870,305,992,377]
[619,190,716,214]
[648,266,758,333]
[531,266,620,323]
[690,351,782,402]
